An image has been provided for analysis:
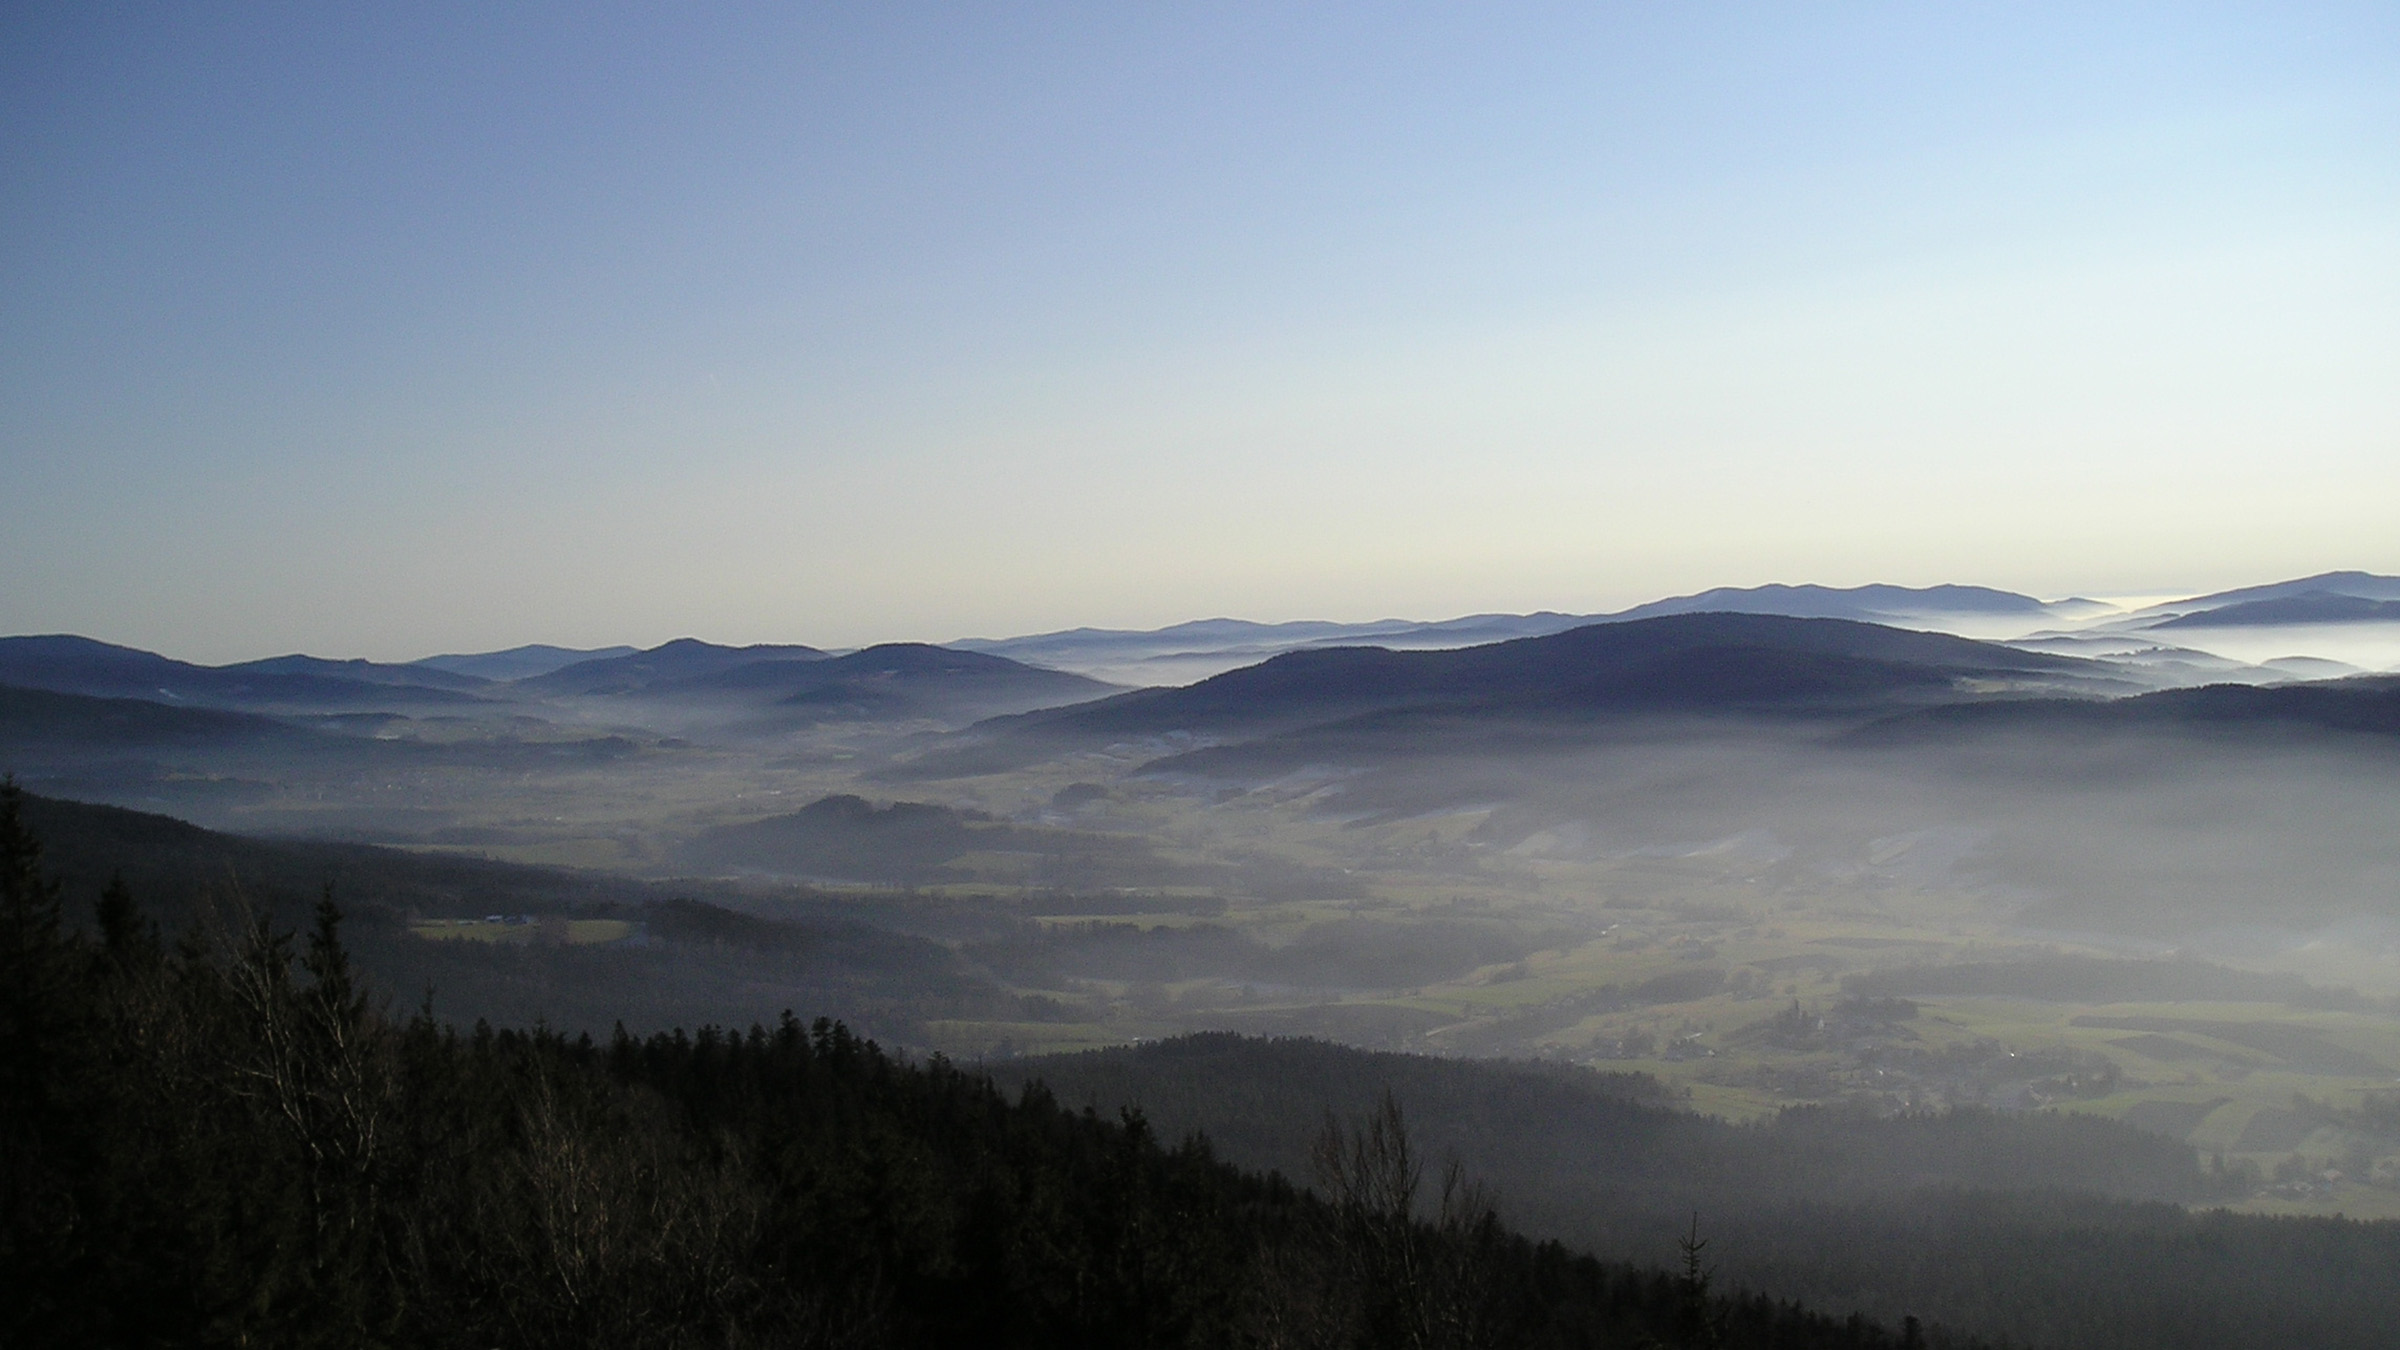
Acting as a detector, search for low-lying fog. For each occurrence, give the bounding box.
[9,591,2400,1218]
[2114,621,2400,673]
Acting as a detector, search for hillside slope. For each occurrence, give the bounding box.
[0,634,481,709]
[999,614,2091,740]
[1006,1033,2400,1350]
[0,828,1967,1350]
[12,790,995,1038]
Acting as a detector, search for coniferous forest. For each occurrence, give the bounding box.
[0,781,1961,1350]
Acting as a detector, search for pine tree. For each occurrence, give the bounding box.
[0,777,93,1341]
[1674,1212,1724,1350]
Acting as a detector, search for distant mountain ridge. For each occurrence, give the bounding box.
[659,642,1095,696]
[954,584,2072,683]
[927,614,2104,782]
[511,636,829,696]
[2148,592,2400,629]
[413,643,638,680]
[0,684,323,752]
[662,642,1119,726]
[0,635,482,710]
[0,634,1104,726]
[1610,581,2049,622]
[2131,570,2400,618]
[8,569,2393,717]
[225,653,492,691]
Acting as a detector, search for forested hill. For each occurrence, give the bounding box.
[898,613,2111,780]
[997,612,2092,743]
[0,783,1953,1349]
[1007,1034,2400,1350]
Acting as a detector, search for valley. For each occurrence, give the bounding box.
[9,578,2400,1233]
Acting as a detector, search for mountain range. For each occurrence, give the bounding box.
[907,613,2112,781]
[0,634,486,710]
[2127,570,2400,621]
[0,632,1111,727]
[2,570,2393,811]
[509,636,829,696]
[10,570,2392,708]
[2148,593,2400,629]
[413,642,639,680]
[949,573,2400,685]
[949,582,2086,684]
[12,579,2400,1350]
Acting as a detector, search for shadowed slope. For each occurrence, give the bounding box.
[663,642,1117,723]
[510,636,827,695]
[1009,614,2087,738]
[1609,582,2052,623]
[900,616,2101,780]
[0,635,483,708]
[2149,593,2400,628]
[1852,676,2400,746]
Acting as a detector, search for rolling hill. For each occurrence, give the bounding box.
[952,584,2071,684]
[1851,675,2400,746]
[931,615,2103,778]
[2149,593,2400,629]
[10,789,996,1038]
[999,1033,2400,1350]
[0,684,324,753]
[509,636,828,695]
[680,791,1194,889]
[1608,582,2053,623]
[411,641,639,679]
[682,794,1003,883]
[0,634,485,709]
[2133,570,2400,619]
[656,642,1117,724]
[223,652,493,690]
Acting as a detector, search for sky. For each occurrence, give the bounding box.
[3,2,2395,663]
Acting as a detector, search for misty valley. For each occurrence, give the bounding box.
[9,574,2400,1348]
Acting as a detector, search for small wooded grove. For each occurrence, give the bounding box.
[0,781,1960,1350]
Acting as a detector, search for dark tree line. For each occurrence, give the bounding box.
[0,781,1972,1349]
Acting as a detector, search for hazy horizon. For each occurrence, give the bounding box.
[10,574,2396,673]
[6,4,2396,662]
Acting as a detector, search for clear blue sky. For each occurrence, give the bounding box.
[4,2,2394,661]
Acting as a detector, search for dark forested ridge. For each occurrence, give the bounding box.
[1007,1035,2400,1350]
[8,788,1029,1040]
[1,782,1959,1349]
[1849,676,2400,746]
